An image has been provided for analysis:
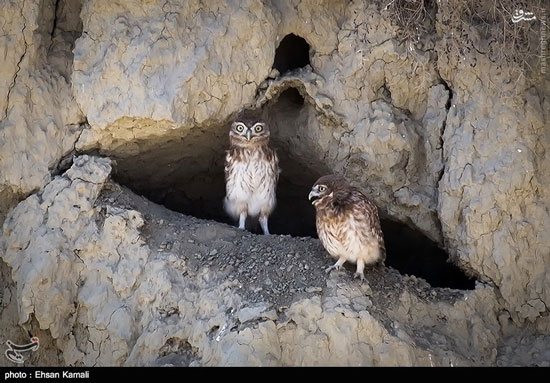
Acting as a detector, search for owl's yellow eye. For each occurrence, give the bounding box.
[319,185,327,192]
[235,124,245,133]
[254,124,263,133]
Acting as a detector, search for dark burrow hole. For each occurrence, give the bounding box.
[381,221,475,289]
[111,87,475,290]
[273,34,311,75]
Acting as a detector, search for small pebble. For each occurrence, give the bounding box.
[306,287,322,293]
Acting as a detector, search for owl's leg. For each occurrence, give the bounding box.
[325,257,346,274]
[259,215,270,235]
[238,212,247,230]
[354,259,365,282]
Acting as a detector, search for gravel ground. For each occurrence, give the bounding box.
[98,182,469,316]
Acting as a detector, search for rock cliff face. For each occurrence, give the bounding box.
[0,0,548,366]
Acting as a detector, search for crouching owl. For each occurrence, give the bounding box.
[224,112,279,235]
[309,174,386,281]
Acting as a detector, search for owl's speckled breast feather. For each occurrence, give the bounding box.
[224,143,279,219]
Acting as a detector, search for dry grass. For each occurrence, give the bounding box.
[384,0,437,43]
[385,0,547,76]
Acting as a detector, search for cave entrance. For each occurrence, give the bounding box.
[381,220,475,289]
[111,88,323,237]
[110,87,474,290]
[273,34,311,74]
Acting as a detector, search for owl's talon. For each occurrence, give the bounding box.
[353,272,365,282]
[325,258,346,274]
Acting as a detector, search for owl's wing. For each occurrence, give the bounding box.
[224,149,236,183]
[260,145,280,184]
[271,148,280,184]
[348,190,386,259]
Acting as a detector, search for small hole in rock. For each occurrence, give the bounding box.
[273,34,311,75]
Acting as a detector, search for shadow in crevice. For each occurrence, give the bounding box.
[45,0,83,80]
[382,220,475,289]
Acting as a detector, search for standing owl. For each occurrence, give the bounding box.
[308,174,386,281]
[224,113,279,235]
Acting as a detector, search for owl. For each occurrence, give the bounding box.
[308,174,386,281]
[224,113,279,235]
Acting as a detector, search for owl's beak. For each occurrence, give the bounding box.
[246,130,252,141]
[308,190,320,204]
